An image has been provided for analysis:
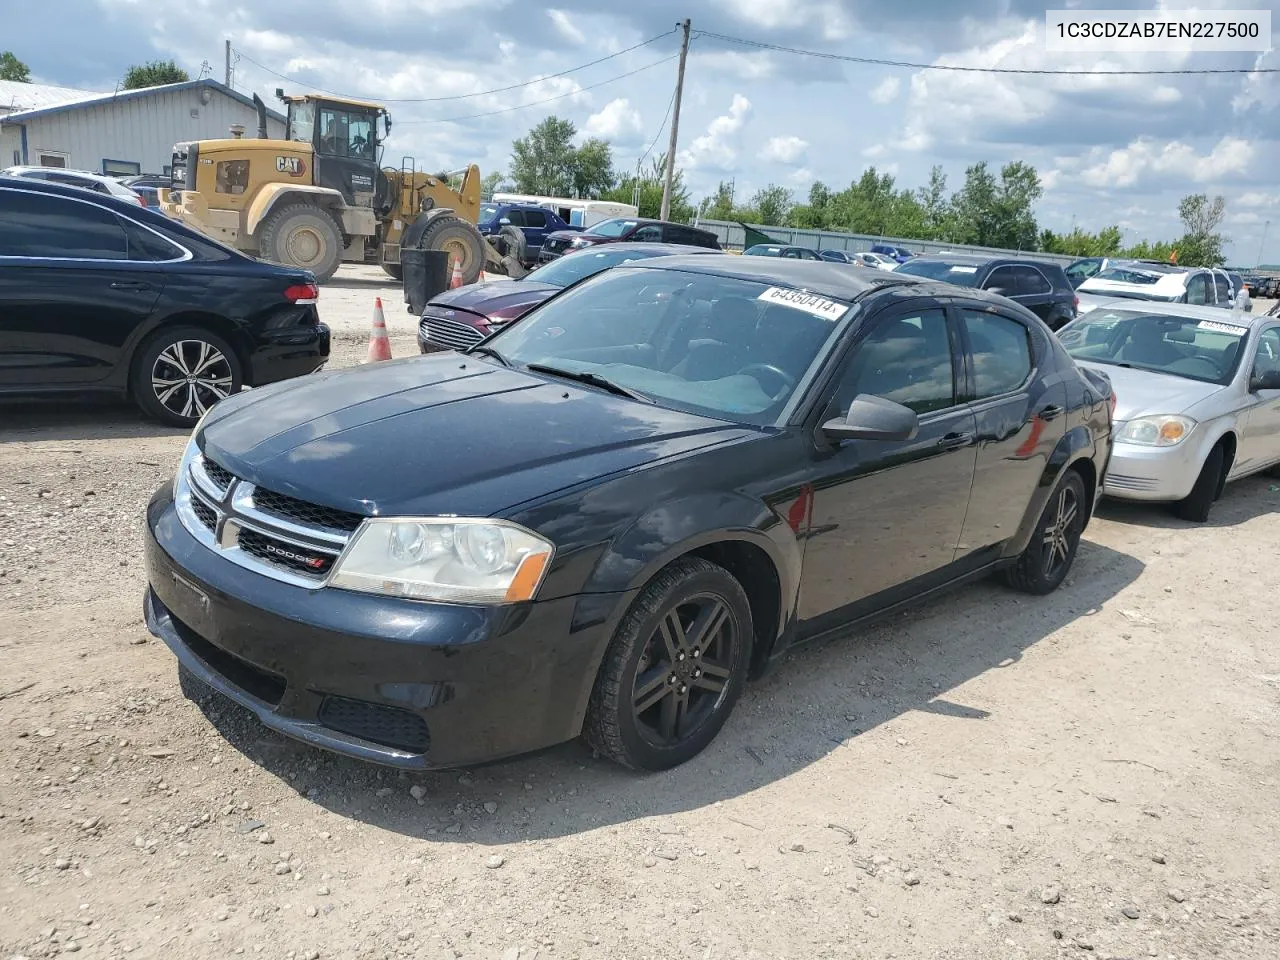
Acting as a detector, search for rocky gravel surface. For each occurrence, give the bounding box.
[1,276,1278,959]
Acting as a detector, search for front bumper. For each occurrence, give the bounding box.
[144,485,622,769]
[1101,438,1203,501]
[248,321,330,386]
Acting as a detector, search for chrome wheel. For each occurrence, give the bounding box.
[151,339,233,419]
[1040,484,1080,579]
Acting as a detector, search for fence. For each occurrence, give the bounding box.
[694,220,1078,266]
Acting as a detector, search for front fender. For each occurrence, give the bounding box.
[581,491,803,643]
[246,184,347,237]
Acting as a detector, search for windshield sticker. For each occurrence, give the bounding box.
[1197,319,1246,335]
[949,266,979,274]
[757,287,847,321]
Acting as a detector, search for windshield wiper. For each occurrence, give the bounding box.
[525,363,653,403]
[466,344,509,366]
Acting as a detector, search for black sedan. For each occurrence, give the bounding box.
[143,258,1112,771]
[0,175,330,427]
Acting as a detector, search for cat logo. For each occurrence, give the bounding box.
[275,156,306,178]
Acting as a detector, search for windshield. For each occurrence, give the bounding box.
[584,218,638,238]
[1092,267,1168,285]
[483,267,853,424]
[478,204,500,225]
[524,248,673,289]
[893,260,981,286]
[1058,309,1248,385]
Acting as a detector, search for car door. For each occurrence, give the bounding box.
[950,303,1066,561]
[0,187,167,388]
[521,208,549,256]
[1234,326,1280,474]
[796,303,978,625]
[1184,272,1211,305]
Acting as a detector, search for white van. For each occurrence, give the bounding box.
[492,193,637,229]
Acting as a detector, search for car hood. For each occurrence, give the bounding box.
[1075,361,1224,420]
[198,355,753,519]
[425,279,557,318]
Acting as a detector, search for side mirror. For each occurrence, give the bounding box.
[821,394,919,442]
[499,217,511,225]
[987,285,1010,296]
[1250,370,1280,392]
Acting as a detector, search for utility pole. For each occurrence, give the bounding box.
[1256,220,1270,268]
[224,40,232,87]
[660,19,691,221]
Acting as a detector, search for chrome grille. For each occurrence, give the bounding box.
[176,453,361,588]
[420,315,485,351]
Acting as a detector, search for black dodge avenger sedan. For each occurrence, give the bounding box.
[144,258,1113,771]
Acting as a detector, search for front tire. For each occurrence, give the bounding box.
[130,326,243,428]
[258,204,344,282]
[585,557,753,771]
[415,215,486,284]
[1174,444,1224,523]
[1002,469,1086,595]
[381,262,403,281]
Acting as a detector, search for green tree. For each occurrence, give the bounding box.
[122,59,189,89]
[1171,193,1227,266]
[991,161,1043,250]
[603,154,693,222]
[916,165,951,237]
[510,116,578,196]
[571,137,615,199]
[479,170,508,200]
[0,51,31,82]
[788,180,834,230]
[698,180,736,221]
[1040,225,1124,257]
[1120,238,1177,262]
[749,184,792,226]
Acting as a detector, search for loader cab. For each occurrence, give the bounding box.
[283,94,389,209]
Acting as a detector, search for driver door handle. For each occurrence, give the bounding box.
[1038,404,1064,421]
[937,431,975,450]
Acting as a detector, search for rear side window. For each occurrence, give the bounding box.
[0,189,128,259]
[522,209,547,228]
[962,311,1033,399]
[120,217,184,261]
[1012,266,1052,295]
[631,224,663,242]
[1213,272,1232,303]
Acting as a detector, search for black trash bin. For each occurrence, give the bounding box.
[400,249,451,316]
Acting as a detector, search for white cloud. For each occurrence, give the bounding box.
[679,94,752,171]
[716,0,854,40]
[694,50,778,80]
[788,167,813,185]
[761,135,808,163]
[546,9,585,45]
[869,77,901,105]
[1079,136,1255,188]
[582,98,642,139]
[862,143,887,159]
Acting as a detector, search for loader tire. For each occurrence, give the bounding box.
[499,224,527,265]
[258,204,343,282]
[381,263,403,281]
[416,215,485,285]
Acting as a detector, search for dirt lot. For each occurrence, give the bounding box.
[1,273,1278,960]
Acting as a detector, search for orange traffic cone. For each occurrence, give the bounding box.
[367,297,392,362]
[449,256,464,289]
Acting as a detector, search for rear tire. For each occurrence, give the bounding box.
[130,325,243,428]
[1002,469,1086,595]
[381,263,403,281]
[1174,444,1224,523]
[415,215,486,284]
[585,557,752,771]
[258,204,343,282]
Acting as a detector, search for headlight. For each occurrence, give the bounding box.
[570,237,590,247]
[328,518,554,604]
[1116,415,1195,447]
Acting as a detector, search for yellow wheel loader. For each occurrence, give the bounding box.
[158,92,521,284]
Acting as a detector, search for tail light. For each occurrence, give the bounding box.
[284,283,319,304]
[1073,294,1079,311]
[1109,389,1117,418]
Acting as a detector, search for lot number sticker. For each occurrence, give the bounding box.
[757,287,848,321]
[1196,319,1246,335]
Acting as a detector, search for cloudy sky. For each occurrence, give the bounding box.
[8,0,1279,262]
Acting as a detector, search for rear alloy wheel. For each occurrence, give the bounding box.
[1002,469,1086,595]
[131,326,242,427]
[586,557,752,770]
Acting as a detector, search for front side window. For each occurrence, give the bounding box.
[584,218,637,239]
[478,204,500,225]
[1185,273,1210,305]
[984,266,1018,295]
[894,259,982,287]
[486,267,853,424]
[1213,272,1232,304]
[0,189,128,259]
[962,311,1033,398]
[1254,328,1280,378]
[833,309,955,415]
[1058,308,1248,385]
[288,101,316,143]
[503,209,527,227]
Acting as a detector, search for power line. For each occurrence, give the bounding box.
[232,29,676,104]
[395,54,679,125]
[638,86,677,170]
[693,29,1279,75]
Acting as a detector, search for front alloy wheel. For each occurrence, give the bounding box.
[586,557,753,770]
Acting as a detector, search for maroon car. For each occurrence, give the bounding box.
[418,243,723,354]
[537,217,720,263]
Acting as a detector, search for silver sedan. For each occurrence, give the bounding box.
[1057,300,1280,521]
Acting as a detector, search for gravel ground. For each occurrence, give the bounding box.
[1,277,1278,960]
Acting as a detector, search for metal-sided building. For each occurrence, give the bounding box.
[0,78,285,177]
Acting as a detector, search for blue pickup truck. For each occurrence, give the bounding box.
[477,203,580,264]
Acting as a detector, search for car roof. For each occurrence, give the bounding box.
[576,241,722,254]
[3,165,117,184]
[1079,298,1270,328]
[907,253,1063,269]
